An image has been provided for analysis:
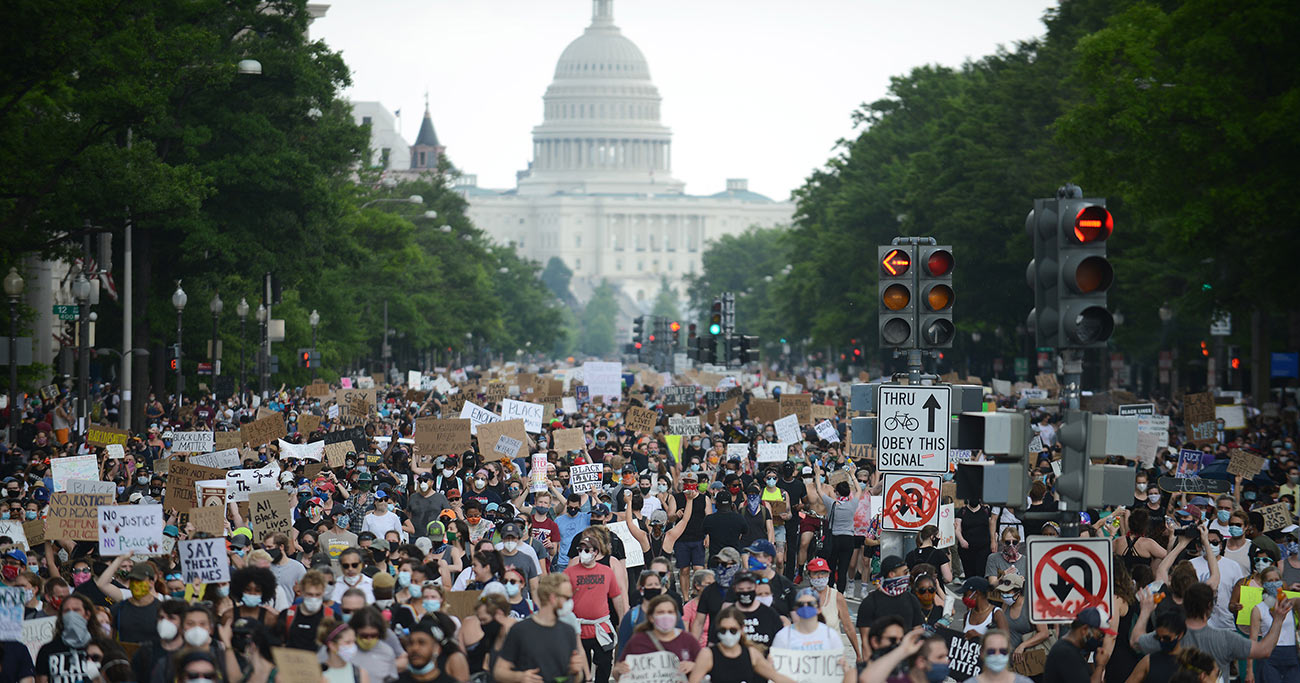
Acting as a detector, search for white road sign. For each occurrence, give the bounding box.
[876,385,950,473]
[1027,537,1113,624]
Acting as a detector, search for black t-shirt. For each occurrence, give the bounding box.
[1024,500,1057,535]
[956,505,993,550]
[497,617,579,682]
[671,494,707,542]
[777,478,807,521]
[854,589,925,630]
[35,641,92,683]
[111,597,161,646]
[696,582,728,622]
[277,603,330,650]
[904,545,950,571]
[740,507,771,547]
[710,604,783,648]
[1043,637,1092,683]
[702,511,748,553]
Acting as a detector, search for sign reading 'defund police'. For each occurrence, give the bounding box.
[876,385,950,473]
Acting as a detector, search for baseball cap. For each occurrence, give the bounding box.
[373,489,389,501]
[128,492,144,504]
[714,491,732,507]
[715,547,742,566]
[649,510,668,526]
[995,574,1026,592]
[806,557,831,573]
[371,539,390,552]
[880,555,906,576]
[426,521,446,539]
[371,571,395,589]
[961,576,991,594]
[746,540,776,558]
[3,548,27,565]
[1074,606,1118,635]
[500,522,522,539]
[127,563,156,581]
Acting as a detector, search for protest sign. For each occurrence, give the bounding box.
[664,385,696,406]
[620,652,685,683]
[530,453,549,492]
[1227,449,1267,478]
[811,404,836,421]
[502,399,544,434]
[51,455,98,492]
[170,431,215,454]
[277,439,324,462]
[225,463,281,503]
[166,461,227,510]
[47,492,111,541]
[726,443,750,460]
[188,448,240,469]
[667,416,700,437]
[272,647,324,683]
[757,443,788,463]
[582,361,623,399]
[415,418,472,457]
[1175,449,1203,478]
[769,648,844,683]
[1260,503,1292,532]
[561,396,578,414]
[551,428,586,453]
[86,425,129,447]
[198,481,227,507]
[338,388,376,419]
[814,420,840,443]
[570,463,603,493]
[937,627,983,680]
[606,521,644,568]
[320,426,369,454]
[0,521,27,550]
[773,414,801,445]
[179,537,230,584]
[305,382,331,399]
[250,490,293,539]
[105,444,125,459]
[779,394,813,425]
[241,412,286,447]
[214,431,243,451]
[748,399,779,424]
[625,406,658,434]
[22,616,55,663]
[23,519,44,547]
[476,420,528,458]
[324,442,350,468]
[188,505,226,536]
[459,401,503,435]
[1184,391,1217,445]
[98,504,163,556]
[0,588,23,640]
[67,479,114,495]
[494,435,523,459]
[297,413,322,435]
[1217,404,1247,431]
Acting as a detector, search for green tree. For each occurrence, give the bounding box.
[651,276,682,321]
[579,281,619,358]
[541,257,577,307]
[685,227,790,348]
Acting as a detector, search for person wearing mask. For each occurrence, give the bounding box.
[1125,611,1188,683]
[320,509,359,570]
[857,555,924,658]
[911,571,950,631]
[672,472,711,590]
[106,560,159,646]
[1044,606,1116,683]
[331,548,374,603]
[361,489,403,541]
[994,574,1049,669]
[524,492,562,568]
[861,628,951,683]
[805,557,857,659]
[615,593,700,680]
[494,573,586,683]
[809,460,862,593]
[716,571,783,649]
[1113,508,1168,575]
[36,594,98,683]
[772,587,841,651]
[985,527,1027,583]
[260,532,305,600]
[1208,496,1236,538]
[687,606,796,683]
[738,484,774,549]
[552,493,590,572]
[960,577,1009,639]
[564,534,625,683]
[1224,509,1253,574]
[616,570,669,658]
[394,613,462,683]
[346,607,399,683]
[221,566,280,630]
[1247,563,1300,682]
[775,462,808,581]
[956,499,994,583]
[495,523,541,598]
[702,491,747,555]
[743,540,795,617]
[407,473,450,539]
[690,547,740,640]
[317,618,369,683]
[759,469,793,575]
[967,629,1035,683]
[277,570,338,650]
[1133,582,1289,683]
[129,601,186,683]
[905,525,953,585]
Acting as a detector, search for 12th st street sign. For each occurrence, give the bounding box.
[876,385,950,473]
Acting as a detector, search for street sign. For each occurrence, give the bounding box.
[52,305,79,321]
[1210,313,1231,336]
[881,473,942,531]
[1028,537,1112,624]
[876,385,950,473]
[1117,403,1155,416]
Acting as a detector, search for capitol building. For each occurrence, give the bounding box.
[451,0,793,308]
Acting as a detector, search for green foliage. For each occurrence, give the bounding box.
[651,276,682,321]
[579,281,619,358]
[686,227,791,349]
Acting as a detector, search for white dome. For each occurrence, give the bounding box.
[554,29,651,81]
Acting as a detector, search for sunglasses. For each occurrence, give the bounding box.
[342,562,361,568]
[184,672,218,681]
[718,628,740,635]
[916,587,936,594]
[985,648,1010,656]
[71,568,92,575]
[796,601,818,608]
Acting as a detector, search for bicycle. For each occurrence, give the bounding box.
[883,411,919,432]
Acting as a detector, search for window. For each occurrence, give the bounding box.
[637,261,643,272]
[418,151,426,167]
[575,258,582,271]
[575,234,582,247]
[380,148,390,169]
[362,116,372,126]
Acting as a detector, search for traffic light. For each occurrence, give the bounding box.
[1026,198,1061,348]
[917,245,954,348]
[670,320,681,346]
[878,246,914,348]
[1057,197,1114,347]
[1056,411,1137,511]
[709,299,723,335]
[695,335,715,364]
[297,348,321,368]
[633,316,645,348]
[727,336,758,366]
[167,344,180,371]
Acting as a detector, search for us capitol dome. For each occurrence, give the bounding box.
[455,0,793,309]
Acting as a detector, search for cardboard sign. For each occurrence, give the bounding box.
[1035,373,1059,394]
[86,425,129,447]
[757,442,788,463]
[170,431,215,454]
[494,435,523,459]
[67,479,115,495]
[250,490,293,540]
[811,404,836,421]
[1227,449,1267,478]
[188,448,240,469]
[625,406,658,434]
[324,442,351,468]
[22,616,56,663]
[726,443,750,460]
[442,590,483,619]
[664,385,696,406]
[98,504,163,556]
[551,428,586,453]
[225,463,281,503]
[48,492,111,541]
[187,505,226,535]
[476,419,528,458]
[415,418,472,457]
[582,361,623,399]
[166,461,228,510]
[214,431,243,451]
[272,647,324,683]
[769,649,844,683]
[749,399,779,424]
[1260,503,1292,532]
[459,401,503,435]
[305,382,331,399]
[1183,392,1217,445]
[667,416,701,436]
[105,444,125,459]
[570,463,603,493]
[297,414,322,434]
[502,399,544,434]
[0,521,28,550]
[179,537,230,584]
[277,439,324,462]
[339,388,376,418]
[241,412,287,447]
[621,651,687,683]
[814,420,840,443]
[321,426,370,454]
[51,455,99,492]
[779,394,813,425]
[23,519,45,547]
[773,414,801,445]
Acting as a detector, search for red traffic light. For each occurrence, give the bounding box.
[925,249,953,277]
[634,342,642,349]
[669,321,681,332]
[853,348,862,357]
[648,334,655,342]
[168,359,178,371]
[1231,357,1241,370]
[881,249,911,277]
[1073,206,1113,243]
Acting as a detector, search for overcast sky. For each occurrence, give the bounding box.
[313,0,1055,200]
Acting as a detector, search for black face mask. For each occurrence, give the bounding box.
[567,507,581,516]
[1083,634,1104,651]
[641,587,662,600]
[735,590,756,606]
[267,548,283,563]
[639,487,651,495]
[301,542,317,555]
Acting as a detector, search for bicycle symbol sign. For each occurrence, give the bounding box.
[876,385,951,474]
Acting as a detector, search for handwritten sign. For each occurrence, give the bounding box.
[214,431,243,451]
[502,399,544,434]
[769,648,844,683]
[625,406,658,434]
[98,504,163,556]
[166,461,227,510]
[773,413,801,445]
[531,453,549,493]
[664,385,696,406]
[620,651,685,683]
[570,463,603,494]
[476,419,528,458]
[48,492,111,541]
[814,419,840,443]
[551,428,586,453]
[1260,503,1292,532]
[272,647,323,683]
[415,418,472,456]
[188,448,240,469]
[779,394,813,425]
[937,627,983,680]
[324,442,350,468]
[1175,449,1203,478]
[0,588,23,640]
[241,412,287,447]
[606,520,644,569]
[1227,449,1266,478]
[277,439,324,462]
[459,401,503,435]
[757,442,788,463]
[250,490,293,540]
[105,444,125,459]
[581,361,622,399]
[667,416,701,437]
[51,455,99,492]
[67,479,115,495]
[170,431,215,454]
[179,537,230,584]
[225,463,281,503]
[22,616,55,663]
[494,435,523,459]
[86,425,129,447]
[1183,392,1216,446]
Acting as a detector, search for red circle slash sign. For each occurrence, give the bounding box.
[1032,542,1109,621]
[883,476,939,529]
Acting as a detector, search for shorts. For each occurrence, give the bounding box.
[773,526,787,545]
[799,515,822,535]
[674,540,706,568]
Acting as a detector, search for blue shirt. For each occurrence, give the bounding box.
[552,508,590,570]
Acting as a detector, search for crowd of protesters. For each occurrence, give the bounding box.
[0,368,1297,683]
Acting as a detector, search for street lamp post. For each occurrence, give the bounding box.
[73,272,92,443]
[255,304,267,395]
[237,298,249,394]
[308,309,320,380]
[172,282,187,400]
[4,268,23,444]
[209,293,222,384]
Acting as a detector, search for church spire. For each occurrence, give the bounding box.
[591,0,613,26]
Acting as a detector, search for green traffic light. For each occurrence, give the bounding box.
[709,324,721,335]
[779,338,787,343]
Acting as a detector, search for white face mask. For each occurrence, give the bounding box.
[757,595,773,607]
[342,573,361,586]
[157,619,179,641]
[419,482,430,492]
[184,626,211,648]
[557,598,575,617]
[718,630,742,647]
[504,540,518,553]
[1148,493,1161,503]
[301,596,324,614]
[338,643,358,662]
[579,551,596,565]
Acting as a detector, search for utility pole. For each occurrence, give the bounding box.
[382,300,389,382]
[122,129,133,432]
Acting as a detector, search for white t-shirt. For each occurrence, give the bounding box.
[1253,596,1297,646]
[361,510,403,540]
[771,623,841,651]
[1191,555,1248,631]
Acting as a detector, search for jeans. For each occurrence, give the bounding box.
[830,534,858,592]
[581,637,613,683]
[1256,641,1300,683]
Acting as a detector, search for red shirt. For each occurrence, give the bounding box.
[621,630,701,663]
[564,561,622,639]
